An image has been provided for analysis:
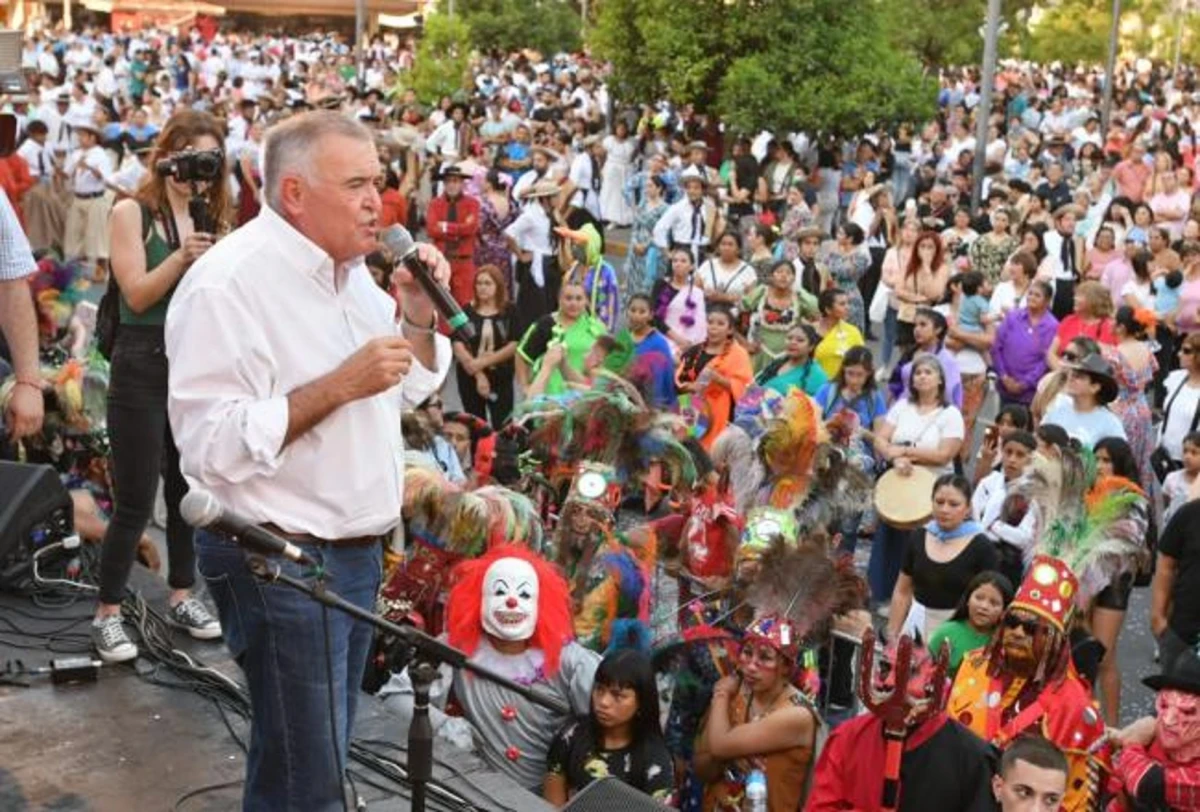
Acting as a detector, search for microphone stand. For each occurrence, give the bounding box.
[244,555,568,812]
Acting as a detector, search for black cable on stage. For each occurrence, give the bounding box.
[170,778,244,811]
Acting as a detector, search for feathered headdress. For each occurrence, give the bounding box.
[574,527,658,653]
[1022,447,1150,606]
[743,536,866,656]
[403,467,544,557]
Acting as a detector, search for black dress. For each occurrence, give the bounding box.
[454,304,517,428]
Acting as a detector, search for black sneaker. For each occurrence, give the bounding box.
[168,597,222,640]
[92,615,138,663]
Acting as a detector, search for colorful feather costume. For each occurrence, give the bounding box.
[376,466,545,635]
[710,385,872,533]
[1020,447,1150,607]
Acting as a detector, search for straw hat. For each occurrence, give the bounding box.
[522,179,561,199]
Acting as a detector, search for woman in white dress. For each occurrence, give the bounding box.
[600,121,636,227]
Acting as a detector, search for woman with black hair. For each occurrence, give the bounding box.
[1091,436,1152,726]
[888,307,964,408]
[544,649,674,806]
[826,222,870,333]
[1107,305,1158,493]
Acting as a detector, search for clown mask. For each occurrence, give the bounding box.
[481,557,539,642]
[1157,689,1200,763]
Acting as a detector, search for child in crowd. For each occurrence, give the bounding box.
[1163,431,1200,525]
[956,270,992,334]
[544,649,674,806]
[972,430,1038,586]
[971,403,1032,487]
[929,570,1014,678]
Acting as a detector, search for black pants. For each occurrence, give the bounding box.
[456,364,515,429]
[860,246,886,337]
[1051,278,1075,322]
[98,325,194,605]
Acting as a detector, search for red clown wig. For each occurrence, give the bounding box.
[446,544,574,676]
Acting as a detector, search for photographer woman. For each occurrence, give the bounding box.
[92,110,228,662]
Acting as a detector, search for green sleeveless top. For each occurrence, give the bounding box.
[118,204,175,327]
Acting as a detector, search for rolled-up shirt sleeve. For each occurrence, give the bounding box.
[166,282,290,486]
[399,332,452,409]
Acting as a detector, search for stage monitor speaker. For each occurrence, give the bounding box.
[0,461,74,585]
[563,777,670,811]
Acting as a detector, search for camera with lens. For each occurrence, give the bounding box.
[155,148,224,183]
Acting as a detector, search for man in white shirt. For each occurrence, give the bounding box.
[563,134,604,221]
[61,118,113,270]
[166,111,453,812]
[0,193,44,440]
[653,167,722,266]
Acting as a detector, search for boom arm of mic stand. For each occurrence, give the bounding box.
[245,555,569,715]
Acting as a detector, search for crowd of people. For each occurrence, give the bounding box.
[7,19,1200,812]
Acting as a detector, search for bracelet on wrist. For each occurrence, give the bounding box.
[401,311,437,334]
[13,378,41,392]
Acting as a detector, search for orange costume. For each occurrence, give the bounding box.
[425,191,481,306]
[948,554,1105,812]
[676,341,754,451]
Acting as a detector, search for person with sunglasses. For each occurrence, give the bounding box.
[949,554,1105,812]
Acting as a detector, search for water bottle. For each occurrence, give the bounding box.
[744,769,768,812]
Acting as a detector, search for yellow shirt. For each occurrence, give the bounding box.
[814,321,865,379]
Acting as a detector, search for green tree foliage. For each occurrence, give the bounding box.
[591,0,937,136]
[407,14,474,103]
[454,0,582,56]
[882,0,1038,67]
[1026,0,1117,64]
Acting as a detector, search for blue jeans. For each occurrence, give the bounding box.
[868,521,920,604]
[196,530,383,812]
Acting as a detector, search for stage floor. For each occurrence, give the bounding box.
[0,565,552,812]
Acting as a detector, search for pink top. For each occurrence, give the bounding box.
[1178,279,1200,333]
[1113,160,1151,203]
[1086,248,1121,280]
[1100,257,1134,309]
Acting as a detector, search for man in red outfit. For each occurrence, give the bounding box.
[1103,647,1200,811]
[425,164,480,306]
[807,633,996,811]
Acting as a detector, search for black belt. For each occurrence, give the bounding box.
[75,191,104,200]
[260,523,382,549]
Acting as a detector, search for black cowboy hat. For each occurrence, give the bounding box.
[1065,353,1119,405]
[1145,645,1200,695]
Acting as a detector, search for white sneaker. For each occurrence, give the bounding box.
[92,615,138,663]
[169,597,223,640]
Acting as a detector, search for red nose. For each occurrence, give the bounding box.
[506,597,518,609]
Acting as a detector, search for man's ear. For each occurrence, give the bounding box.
[991,773,1004,803]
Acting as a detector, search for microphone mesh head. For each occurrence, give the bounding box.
[379,224,415,258]
[180,490,221,528]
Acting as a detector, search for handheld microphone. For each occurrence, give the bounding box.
[181,490,318,568]
[379,224,477,343]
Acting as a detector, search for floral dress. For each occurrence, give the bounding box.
[780,201,816,262]
[825,248,870,333]
[625,200,669,296]
[475,194,517,291]
[1106,345,1158,498]
[967,233,1018,285]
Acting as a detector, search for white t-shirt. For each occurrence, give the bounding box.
[1160,370,1200,461]
[1043,401,1127,448]
[1119,279,1154,309]
[885,399,965,475]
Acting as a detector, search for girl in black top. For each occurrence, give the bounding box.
[451,264,517,428]
[544,649,674,806]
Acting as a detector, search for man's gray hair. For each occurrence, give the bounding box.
[262,111,375,211]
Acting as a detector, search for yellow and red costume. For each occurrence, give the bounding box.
[949,554,1105,812]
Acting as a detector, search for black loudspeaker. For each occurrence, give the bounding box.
[564,778,670,811]
[0,461,74,586]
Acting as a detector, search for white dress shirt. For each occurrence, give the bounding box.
[166,206,451,539]
[64,145,113,195]
[0,194,36,281]
[568,152,601,219]
[17,139,49,179]
[653,196,717,264]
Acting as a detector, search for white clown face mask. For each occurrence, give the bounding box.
[481,557,539,642]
